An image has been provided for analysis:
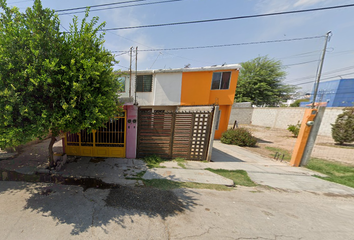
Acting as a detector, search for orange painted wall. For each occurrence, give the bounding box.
[215,105,232,139]
[180,69,239,139]
[209,70,239,105]
[180,70,239,106]
[180,71,212,105]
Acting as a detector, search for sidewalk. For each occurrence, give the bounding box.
[1,138,354,195]
[194,141,354,195]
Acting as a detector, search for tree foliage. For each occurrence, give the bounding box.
[234,56,295,106]
[290,98,309,107]
[0,0,121,165]
[331,107,354,145]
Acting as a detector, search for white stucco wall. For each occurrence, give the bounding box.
[153,72,182,106]
[128,72,182,106]
[229,106,346,137]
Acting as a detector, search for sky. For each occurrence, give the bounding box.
[4,0,354,93]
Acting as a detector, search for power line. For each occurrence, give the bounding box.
[108,30,215,66]
[56,0,146,12]
[58,0,183,16]
[287,65,354,83]
[111,35,324,52]
[116,64,130,69]
[98,3,354,31]
[60,24,69,32]
[292,72,354,86]
[7,0,32,4]
[114,51,130,57]
[284,59,320,67]
[279,50,323,60]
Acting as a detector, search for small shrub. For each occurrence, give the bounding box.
[331,107,354,145]
[287,121,301,137]
[221,128,257,147]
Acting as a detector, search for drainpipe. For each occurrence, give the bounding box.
[129,46,133,100]
[134,46,138,105]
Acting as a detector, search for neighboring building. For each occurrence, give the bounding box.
[64,64,240,160]
[303,79,354,107]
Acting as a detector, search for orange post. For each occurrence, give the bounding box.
[290,109,318,167]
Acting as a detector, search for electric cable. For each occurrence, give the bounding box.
[57,0,183,15]
[111,35,324,53]
[56,0,147,12]
[96,3,354,31]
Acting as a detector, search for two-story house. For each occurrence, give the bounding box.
[64,64,240,160]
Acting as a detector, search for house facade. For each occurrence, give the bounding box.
[64,64,240,160]
[119,64,240,139]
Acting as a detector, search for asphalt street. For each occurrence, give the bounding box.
[1,181,354,240]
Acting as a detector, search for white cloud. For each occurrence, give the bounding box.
[294,0,327,7]
[254,0,334,13]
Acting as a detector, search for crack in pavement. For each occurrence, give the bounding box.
[163,219,171,240]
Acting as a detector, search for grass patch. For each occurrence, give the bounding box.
[306,158,354,188]
[135,171,146,178]
[174,157,187,169]
[265,146,292,161]
[205,168,256,187]
[143,155,166,168]
[143,179,231,191]
[317,143,354,149]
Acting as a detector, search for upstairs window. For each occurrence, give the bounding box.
[118,76,126,92]
[211,72,231,90]
[136,75,152,92]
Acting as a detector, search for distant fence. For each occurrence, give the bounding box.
[229,104,345,137]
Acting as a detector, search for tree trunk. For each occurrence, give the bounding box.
[48,135,56,168]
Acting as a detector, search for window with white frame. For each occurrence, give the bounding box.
[136,75,152,92]
[211,72,231,90]
[118,76,126,92]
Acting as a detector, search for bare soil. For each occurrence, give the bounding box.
[236,125,354,166]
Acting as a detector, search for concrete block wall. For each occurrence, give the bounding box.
[229,105,345,137]
[250,108,281,128]
[318,108,344,136]
[228,108,253,125]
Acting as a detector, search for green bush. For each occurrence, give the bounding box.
[287,121,301,137]
[221,128,257,147]
[331,107,354,145]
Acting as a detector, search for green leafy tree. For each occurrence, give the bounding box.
[331,107,354,145]
[290,98,310,107]
[235,56,295,106]
[0,0,121,166]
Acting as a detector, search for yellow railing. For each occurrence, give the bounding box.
[65,111,126,158]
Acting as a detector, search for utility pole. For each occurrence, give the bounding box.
[311,31,332,109]
[300,31,332,166]
[129,47,133,99]
[134,46,138,105]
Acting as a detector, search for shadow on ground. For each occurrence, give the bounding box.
[18,183,198,235]
[256,138,273,144]
[211,148,244,162]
